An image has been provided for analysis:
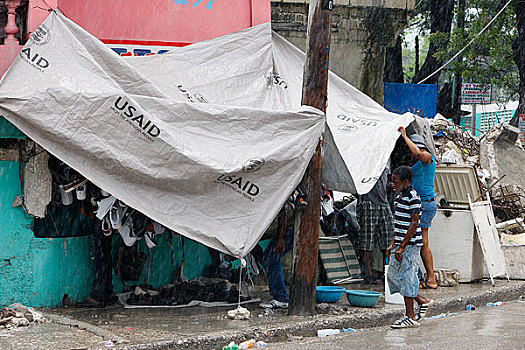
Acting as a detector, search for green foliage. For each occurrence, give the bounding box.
[403,0,518,102]
[441,1,518,101]
[402,31,430,81]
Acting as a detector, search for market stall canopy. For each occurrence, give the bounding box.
[0,11,324,257]
[123,22,414,194]
[0,11,413,257]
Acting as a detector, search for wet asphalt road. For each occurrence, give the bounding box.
[269,299,525,349]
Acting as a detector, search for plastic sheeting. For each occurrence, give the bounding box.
[0,12,324,257]
[0,11,414,257]
[124,23,414,194]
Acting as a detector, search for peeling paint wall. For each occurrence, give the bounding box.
[0,161,93,307]
[271,1,412,104]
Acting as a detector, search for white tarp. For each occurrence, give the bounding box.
[0,11,325,257]
[124,22,414,194]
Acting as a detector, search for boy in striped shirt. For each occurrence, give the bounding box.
[387,166,434,328]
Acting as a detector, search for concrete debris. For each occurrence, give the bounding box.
[441,149,463,165]
[0,304,46,329]
[480,125,525,190]
[491,185,525,228]
[316,303,349,315]
[431,117,525,236]
[497,219,525,234]
[430,115,480,165]
[23,143,52,218]
[434,269,460,287]
[501,244,525,279]
[227,307,250,320]
[501,232,525,244]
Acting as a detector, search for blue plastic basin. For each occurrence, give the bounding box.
[345,290,382,307]
[316,286,345,303]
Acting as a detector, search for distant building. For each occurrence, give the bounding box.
[460,101,519,137]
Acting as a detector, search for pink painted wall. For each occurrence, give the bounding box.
[27,0,58,39]
[43,0,271,45]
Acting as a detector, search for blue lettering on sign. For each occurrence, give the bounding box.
[111,48,128,55]
[173,0,215,10]
[110,47,171,56]
[133,48,152,56]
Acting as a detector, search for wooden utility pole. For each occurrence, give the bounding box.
[289,0,332,316]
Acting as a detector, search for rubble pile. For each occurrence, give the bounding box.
[430,114,481,165]
[0,303,45,329]
[492,185,525,233]
[430,115,525,235]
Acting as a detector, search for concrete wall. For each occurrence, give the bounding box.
[271,0,413,103]
[0,161,93,306]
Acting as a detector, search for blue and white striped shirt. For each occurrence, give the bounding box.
[393,187,422,246]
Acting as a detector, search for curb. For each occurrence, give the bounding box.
[44,313,129,345]
[123,281,525,350]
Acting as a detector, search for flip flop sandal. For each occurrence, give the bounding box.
[420,280,438,289]
[144,224,157,248]
[101,216,112,236]
[110,205,122,229]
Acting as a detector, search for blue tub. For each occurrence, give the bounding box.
[316,286,345,303]
[345,290,382,307]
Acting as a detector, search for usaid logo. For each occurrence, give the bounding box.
[110,96,161,141]
[243,158,265,173]
[19,48,49,72]
[337,114,378,127]
[339,125,358,133]
[215,174,261,202]
[30,25,51,46]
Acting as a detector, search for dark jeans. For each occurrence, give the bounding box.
[262,233,293,303]
[90,216,113,302]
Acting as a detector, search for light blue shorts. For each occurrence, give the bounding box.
[387,244,421,298]
[420,200,437,228]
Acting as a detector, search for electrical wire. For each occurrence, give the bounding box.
[418,0,513,84]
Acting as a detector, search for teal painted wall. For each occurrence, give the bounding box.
[0,160,213,307]
[0,161,94,306]
[461,109,518,137]
[0,117,25,138]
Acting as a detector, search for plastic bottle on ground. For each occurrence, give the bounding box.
[465,304,475,311]
[222,342,239,350]
[317,329,340,337]
[486,301,505,307]
[343,327,356,333]
[239,339,255,349]
[255,341,268,348]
